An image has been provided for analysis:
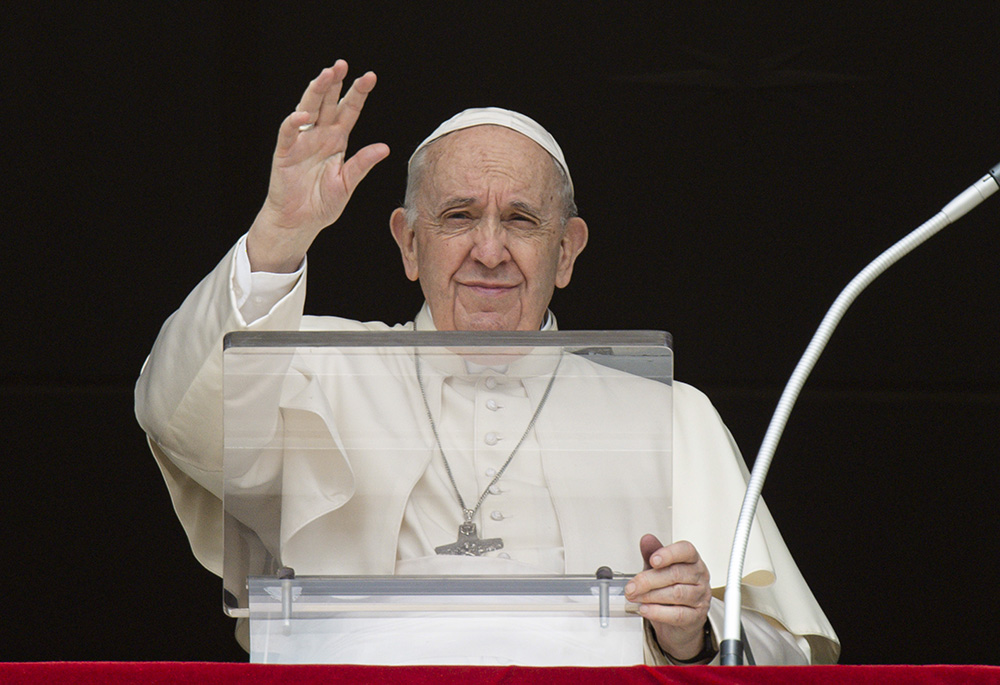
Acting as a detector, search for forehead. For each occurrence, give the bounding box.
[421,125,561,200]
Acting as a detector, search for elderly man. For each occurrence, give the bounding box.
[136,61,838,665]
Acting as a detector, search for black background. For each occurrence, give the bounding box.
[4,2,998,664]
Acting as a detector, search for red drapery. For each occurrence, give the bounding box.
[2,663,999,685]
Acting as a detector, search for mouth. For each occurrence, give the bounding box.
[460,281,518,296]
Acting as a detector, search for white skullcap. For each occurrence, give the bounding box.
[408,107,573,193]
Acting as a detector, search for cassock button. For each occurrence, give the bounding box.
[484,432,499,446]
[498,552,511,559]
[490,511,504,521]
[485,376,497,390]
[486,399,499,411]
[488,484,501,495]
[485,468,497,477]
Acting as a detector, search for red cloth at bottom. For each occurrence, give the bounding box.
[2,663,999,685]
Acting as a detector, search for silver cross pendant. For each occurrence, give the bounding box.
[435,521,504,556]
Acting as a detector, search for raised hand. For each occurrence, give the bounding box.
[247,60,390,273]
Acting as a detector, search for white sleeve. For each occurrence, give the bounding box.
[642,598,809,666]
[706,598,811,665]
[233,233,305,324]
[135,236,308,576]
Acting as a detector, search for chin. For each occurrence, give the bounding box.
[458,311,518,332]
[461,319,510,332]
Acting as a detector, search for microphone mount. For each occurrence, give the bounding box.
[720,160,1000,666]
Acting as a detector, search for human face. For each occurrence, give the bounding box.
[390,125,587,331]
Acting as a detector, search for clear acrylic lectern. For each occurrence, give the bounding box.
[222,330,672,664]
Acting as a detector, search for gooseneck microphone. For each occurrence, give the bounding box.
[720,161,1000,666]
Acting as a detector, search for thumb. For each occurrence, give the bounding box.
[341,142,391,197]
[640,533,663,570]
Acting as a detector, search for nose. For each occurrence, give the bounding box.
[470,217,510,269]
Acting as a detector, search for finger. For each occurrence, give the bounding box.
[630,579,708,607]
[323,71,377,131]
[638,602,708,629]
[626,562,708,599]
[296,61,348,123]
[340,142,391,196]
[648,540,701,570]
[275,110,316,156]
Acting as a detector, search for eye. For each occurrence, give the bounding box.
[441,211,473,225]
[506,214,539,230]
[437,211,476,234]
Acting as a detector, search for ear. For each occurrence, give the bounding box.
[390,207,420,282]
[554,217,588,289]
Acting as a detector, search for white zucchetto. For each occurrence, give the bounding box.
[408,107,573,193]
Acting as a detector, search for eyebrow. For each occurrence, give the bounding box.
[434,197,476,216]
[434,197,544,219]
[509,200,542,218]
[436,198,478,213]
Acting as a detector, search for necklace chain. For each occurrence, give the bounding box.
[414,349,562,523]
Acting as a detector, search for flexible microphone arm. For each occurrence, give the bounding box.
[720,161,1000,666]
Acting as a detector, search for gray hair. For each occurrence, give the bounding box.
[402,140,578,227]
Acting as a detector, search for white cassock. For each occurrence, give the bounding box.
[135,236,840,665]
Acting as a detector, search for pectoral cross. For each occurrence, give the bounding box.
[435,521,504,556]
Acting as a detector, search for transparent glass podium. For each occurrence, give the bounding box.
[223,330,673,665]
